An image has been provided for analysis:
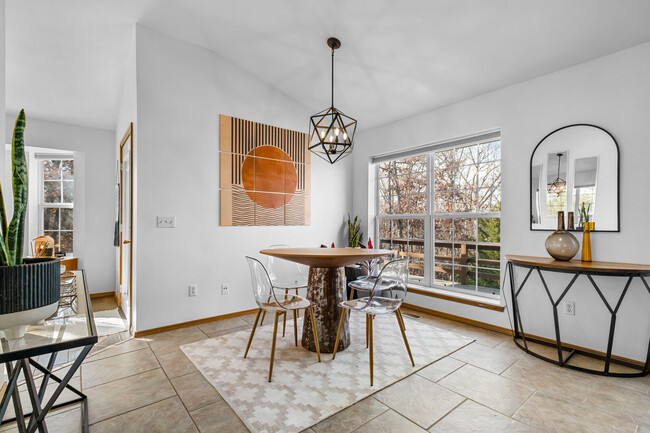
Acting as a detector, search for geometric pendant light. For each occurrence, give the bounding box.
[309,37,357,164]
[548,152,567,196]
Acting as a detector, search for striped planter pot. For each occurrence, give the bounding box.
[0,258,60,314]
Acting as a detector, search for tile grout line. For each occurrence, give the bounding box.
[344,401,396,433]
[416,359,466,384]
[147,339,203,432]
[87,395,181,428]
[426,397,467,430]
[82,349,161,391]
[510,389,537,421]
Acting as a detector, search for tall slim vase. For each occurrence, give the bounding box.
[581,222,594,262]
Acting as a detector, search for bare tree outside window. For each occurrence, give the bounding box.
[41,159,74,254]
[377,140,501,297]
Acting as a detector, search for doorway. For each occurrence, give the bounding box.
[119,123,134,331]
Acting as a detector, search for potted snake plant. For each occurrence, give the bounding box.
[0,110,60,339]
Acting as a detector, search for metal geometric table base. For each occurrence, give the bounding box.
[0,344,92,433]
[508,261,650,377]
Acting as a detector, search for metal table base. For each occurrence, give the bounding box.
[1,344,92,433]
[508,261,650,377]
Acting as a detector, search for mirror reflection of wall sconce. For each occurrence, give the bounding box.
[530,124,619,232]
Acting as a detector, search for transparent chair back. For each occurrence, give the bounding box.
[266,244,308,288]
[245,256,280,309]
[357,258,408,312]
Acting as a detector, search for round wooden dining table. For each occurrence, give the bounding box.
[259,247,394,353]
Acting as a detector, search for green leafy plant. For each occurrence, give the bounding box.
[579,202,591,226]
[0,110,28,266]
[347,214,363,247]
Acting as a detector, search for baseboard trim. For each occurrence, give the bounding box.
[90,291,120,307]
[403,303,512,335]
[402,303,645,367]
[408,287,505,312]
[133,308,258,338]
[90,291,115,299]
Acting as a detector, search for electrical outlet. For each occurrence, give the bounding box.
[564,301,575,316]
[157,216,176,228]
[221,284,229,295]
[188,284,197,297]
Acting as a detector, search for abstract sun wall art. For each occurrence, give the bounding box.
[219,115,311,226]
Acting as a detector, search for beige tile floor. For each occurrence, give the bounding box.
[2,305,649,433]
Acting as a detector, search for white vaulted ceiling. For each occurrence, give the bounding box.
[7,0,650,131]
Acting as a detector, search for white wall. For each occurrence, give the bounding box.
[0,0,5,180]
[4,116,116,294]
[352,41,650,361]
[114,27,138,325]
[132,26,351,331]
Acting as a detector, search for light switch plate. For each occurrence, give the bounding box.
[156,216,176,228]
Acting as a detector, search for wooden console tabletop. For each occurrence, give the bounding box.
[506,255,650,274]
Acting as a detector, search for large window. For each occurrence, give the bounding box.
[377,138,501,297]
[40,159,74,254]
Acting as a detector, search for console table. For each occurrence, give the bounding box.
[506,255,650,377]
[0,270,97,432]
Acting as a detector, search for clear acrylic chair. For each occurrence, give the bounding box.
[332,258,414,386]
[261,244,309,335]
[244,257,321,382]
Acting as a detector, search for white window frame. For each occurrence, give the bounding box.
[375,137,501,299]
[38,158,74,254]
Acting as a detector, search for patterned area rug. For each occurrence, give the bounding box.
[181,312,473,433]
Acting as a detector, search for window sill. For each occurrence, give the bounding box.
[407,284,505,312]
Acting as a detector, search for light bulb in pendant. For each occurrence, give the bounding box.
[335,128,340,137]
[319,130,325,139]
[343,132,348,141]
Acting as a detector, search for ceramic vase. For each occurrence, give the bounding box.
[545,211,580,261]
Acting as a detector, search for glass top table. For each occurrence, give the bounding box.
[0,270,98,433]
[0,270,98,363]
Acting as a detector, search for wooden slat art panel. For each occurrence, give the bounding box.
[219,115,311,226]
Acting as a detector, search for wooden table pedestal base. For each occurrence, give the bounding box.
[302,267,350,353]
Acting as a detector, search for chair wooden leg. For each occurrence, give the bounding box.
[260,310,266,326]
[295,289,300,318]
[308,306,321,362]
[365,313,369,348]
[332,308,345,360]
[396,308,406,332]
[244,308,262,358]
[293,309,298,346]
[282,290,288,337]
[368,313,374,386]
[348,288,354,319]
[269,312,280,382]
[396,309,414,366]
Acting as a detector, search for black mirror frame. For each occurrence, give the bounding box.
[529,123,620,232]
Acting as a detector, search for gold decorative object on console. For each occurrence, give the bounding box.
[545,211,579,261]
[581,221,594,262]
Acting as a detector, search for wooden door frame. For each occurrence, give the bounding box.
[119,123,134,331]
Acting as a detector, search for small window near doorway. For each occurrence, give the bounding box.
[40,159,74,254]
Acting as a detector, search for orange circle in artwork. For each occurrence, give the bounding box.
[241,145,298,209]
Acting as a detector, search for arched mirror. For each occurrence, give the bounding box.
[530,124,619,232]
